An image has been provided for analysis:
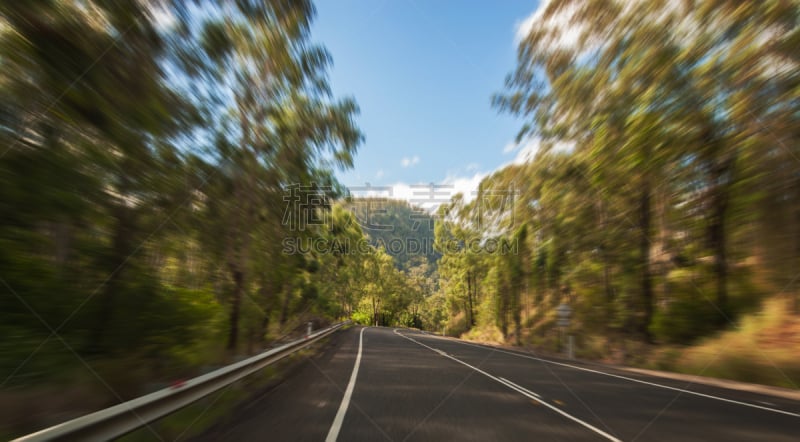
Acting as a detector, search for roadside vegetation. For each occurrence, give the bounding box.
[424,0,800,390]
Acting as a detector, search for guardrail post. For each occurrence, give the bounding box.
[307,321,312,338]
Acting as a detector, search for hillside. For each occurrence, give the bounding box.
[344,198,439,272]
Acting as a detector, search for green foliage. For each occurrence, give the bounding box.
[351,310,373,326]
[651,295,719,346]
[429,0,800,353]
[0,0,370,411]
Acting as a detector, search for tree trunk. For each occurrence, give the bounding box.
[466,271,475,328]
[257,281,272,347]
[372,297,380,326]
[710,196,728,317]
[90,203,135,354]
[524,273,530,324]
[259,315,270,346]
[280,281,293,326]
[500,296,508,340]
[513,293,521,345]
[708,156,734,320]
[226,268,243,351]
[598,201,614,319]
[603,252,613,320]
[639,181,653,341]
[795,179,800,314]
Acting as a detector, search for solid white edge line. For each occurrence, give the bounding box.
[431,337,800,419]
[326,327,366,442]
[394,330,621,442]
[498,377,542,398]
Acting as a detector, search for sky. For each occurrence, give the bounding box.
[312,0,542,204]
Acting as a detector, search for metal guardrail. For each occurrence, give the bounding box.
[14,321,350,441]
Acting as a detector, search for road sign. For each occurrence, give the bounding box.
[556,304,571,328]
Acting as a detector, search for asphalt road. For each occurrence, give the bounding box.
[195,326,800,441]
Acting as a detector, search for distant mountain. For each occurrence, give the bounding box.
[344,198,439,271]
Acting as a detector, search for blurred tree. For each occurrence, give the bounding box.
[492,0,800,342]
[1,0,194,353]
[188,0,362,351]
[0,0,368,389]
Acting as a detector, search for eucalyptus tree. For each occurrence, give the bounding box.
[1,0,193,352]
[314,204,371,319]
[434,195,483,329]
[493,0,800,337]
[188,0,362,351]
[680,1,800,314]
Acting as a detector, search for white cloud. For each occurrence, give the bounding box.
[442,173,487,204]
[400,155,420,168]
[512,139,542,164]
[514,9,539,43]
[503,137,540,157]
[345,173,486,213]
[385,183,414,201]
[345,136,572,213]
[502,137,575,165]
[515,0,583,50]
[503,141,518,154]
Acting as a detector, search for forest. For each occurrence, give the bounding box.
[429,0,800,387]
[1,0,799,436]
[1,0,364,396]
[442,0,799,336]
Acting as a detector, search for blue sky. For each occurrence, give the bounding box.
[312,0,541,201]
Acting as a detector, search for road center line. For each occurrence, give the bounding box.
[413,334,800,419]
[394,330,621,442]
[326,327,366,442]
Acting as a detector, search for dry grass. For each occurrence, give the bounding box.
[670,297,800,389]
[461,325,505,345]
[455,296,800,390]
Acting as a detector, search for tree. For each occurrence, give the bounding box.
[494,0,800,338]
[191,0,362,351]
[1,0,196,353]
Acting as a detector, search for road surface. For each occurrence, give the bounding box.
[195,326,800,441]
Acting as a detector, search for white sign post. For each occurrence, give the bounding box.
[556,304,573,358]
